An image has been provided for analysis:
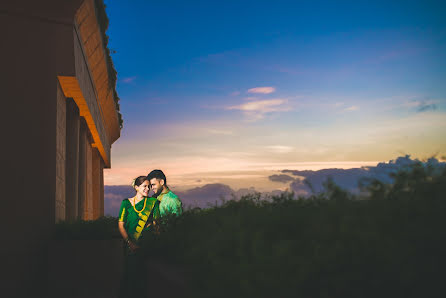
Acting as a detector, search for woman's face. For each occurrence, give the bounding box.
[135,180,150,197]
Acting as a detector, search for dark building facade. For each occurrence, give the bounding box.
[1,0,121,295]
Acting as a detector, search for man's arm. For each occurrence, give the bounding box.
[165,197,183,216]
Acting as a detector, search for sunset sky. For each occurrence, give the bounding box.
[103,0,446,191]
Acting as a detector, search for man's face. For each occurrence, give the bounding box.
[149,178,164,197]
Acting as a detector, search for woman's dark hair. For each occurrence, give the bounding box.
[146,169,167,186]
[132,176,147,189]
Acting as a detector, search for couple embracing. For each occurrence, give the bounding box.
[118,169,182,252]
[118,169,182,298]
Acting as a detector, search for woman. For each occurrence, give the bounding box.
[118,176,160,298]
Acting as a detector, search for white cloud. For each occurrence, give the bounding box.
[121,76,137,83]
[206,129,234,135]
[227,99,288,112]
[266,145,294,153]
[344,105,359,111]
[226,99,291,120]
[247,87,276,94]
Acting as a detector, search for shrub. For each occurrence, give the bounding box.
[54,216,120,240]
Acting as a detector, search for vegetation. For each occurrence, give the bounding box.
[143,162,446,298]
[54,216,120,240]
[56,162,446,297]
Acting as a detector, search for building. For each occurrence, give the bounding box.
[1,0,121,295]
[57,0,122,221]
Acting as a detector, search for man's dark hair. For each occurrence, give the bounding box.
[147,169,167,186]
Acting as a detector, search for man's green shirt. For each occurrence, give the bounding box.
[157,188,182,217]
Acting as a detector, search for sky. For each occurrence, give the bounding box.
[103,0,446,191]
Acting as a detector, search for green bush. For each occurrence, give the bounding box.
[54,216,120,240]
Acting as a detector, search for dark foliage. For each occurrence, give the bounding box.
[54,216,120,240]
[142,163,446,298]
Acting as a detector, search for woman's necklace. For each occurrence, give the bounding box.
[132,196,147,215]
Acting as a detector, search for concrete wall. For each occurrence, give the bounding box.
[73,24,110,164]
[75,0,121,145]
[0,1,83,296]
[78,118,87,219]
[56,83,67,222]
[85,136,94,220]
[92,148,101,219]
[100,159,105,216]
[66,100,105,221]
[66,99,80,220]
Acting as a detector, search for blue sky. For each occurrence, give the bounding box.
[104,0,446,189]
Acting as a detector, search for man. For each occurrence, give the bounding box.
[147,169,182,217]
